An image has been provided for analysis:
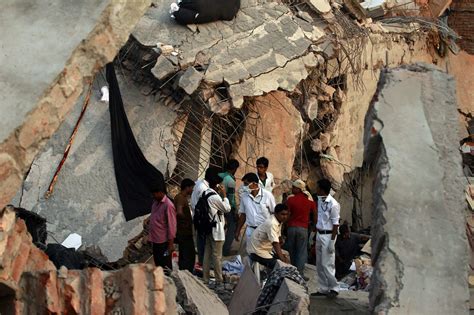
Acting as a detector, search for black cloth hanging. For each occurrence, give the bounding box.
[107,63,166,221]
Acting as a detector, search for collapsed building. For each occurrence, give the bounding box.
[0,0,473,313]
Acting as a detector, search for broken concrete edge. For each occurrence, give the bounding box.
[171,269,229,315]
[0,0,152,209]
[0,205,176,314]
[268,278,310,314]
[366,64,469,314]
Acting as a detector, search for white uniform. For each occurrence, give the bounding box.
[239,188,276,240]
[257,172,275,193]
[316,194,340,293]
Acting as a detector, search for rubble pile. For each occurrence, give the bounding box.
[0,206,176,314]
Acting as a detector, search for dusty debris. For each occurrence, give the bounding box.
[152,55,179,80]
[171,270,229,315]
[179,67,204,95]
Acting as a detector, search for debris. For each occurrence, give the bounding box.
[361,239,371,255]
[157,43,175,56]
[171,270,229,315]
[222,255,245,276]
[61,233,82,250]
[100,86,109,102]
[268,278,310,314]
[306,0,332,14]
[228,265,260,315]
[151,55,178,80]
[179,67,204,95]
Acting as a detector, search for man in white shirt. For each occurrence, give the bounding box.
[191,167,217,265]
[247,203,290,268]
[202,174,231,286]
[235,173,276,243]
[312,179,340,299]
[256,156,275,193]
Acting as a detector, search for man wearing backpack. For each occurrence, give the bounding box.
[191,167,221,265]
[194,172,231,287]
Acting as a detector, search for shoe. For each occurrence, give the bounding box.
[310,292,327,297]
[326,290,339,299]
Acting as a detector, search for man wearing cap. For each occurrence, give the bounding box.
[235,173,276,244]
[286,179,317,277]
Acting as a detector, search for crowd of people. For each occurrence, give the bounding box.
[147,156,369,297]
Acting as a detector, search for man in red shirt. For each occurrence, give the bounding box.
[286,179,317,277]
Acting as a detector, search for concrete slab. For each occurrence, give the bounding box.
[171,270,229,315]
[132,0,326,107]
[0,0,151,208]
[228,266,260,315]
[268,278,310,314]
[11,70,178,261]
[366,64,469,314]
[310,291,370,315]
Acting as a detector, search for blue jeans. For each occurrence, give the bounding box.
[287,226,308,275]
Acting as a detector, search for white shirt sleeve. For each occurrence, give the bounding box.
[208,195,231,215]
[239,195,245,214]
[267,191,276,214]
[330,202,340,225]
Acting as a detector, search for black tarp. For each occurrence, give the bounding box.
[107,63,166,221]
[173,0,240,25]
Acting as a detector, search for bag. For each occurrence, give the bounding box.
[172,0,240,25]
[193,191,217,236]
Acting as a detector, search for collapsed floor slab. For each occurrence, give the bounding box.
[0,0,152,209]
[366,64,468,314]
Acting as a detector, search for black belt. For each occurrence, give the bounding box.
[318,230,332,234]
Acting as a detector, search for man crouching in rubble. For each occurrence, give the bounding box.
[149,184,177,272]
[247,203,290,269]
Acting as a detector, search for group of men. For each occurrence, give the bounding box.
[147,155,350,298]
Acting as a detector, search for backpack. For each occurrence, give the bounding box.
[193,191,217,236]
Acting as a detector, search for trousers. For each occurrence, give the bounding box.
[316,233,339,292]
[223,211,237,256]
[197,233,206,264]
[152,242,172,271]
[177,235,195,273]
[287,226,308,275]
[203,235,224,283]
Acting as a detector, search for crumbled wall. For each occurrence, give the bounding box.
[0,206,176,314]
[449,0,474,54]
[0,0,152,209]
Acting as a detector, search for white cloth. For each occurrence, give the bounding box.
[316,233,339,292]
[247,216,281,259]
[206,188,231,241]
[257,172,275,192]
[190,179,209,212]
[239,188,276,228]
[100,86,109,102]
[316,194,340,231]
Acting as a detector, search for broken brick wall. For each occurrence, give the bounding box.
[449,0,474,54]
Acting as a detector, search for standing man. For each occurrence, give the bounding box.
[247,204,291,268]
[219,159,240,256]
[312,179,340,298]
[286,179,317,277]
[256,157,275,193]
[149,184,177,272]
[174,178,196,272]
[202,174,231,287]
[235,173,276,243]
[191,167,220,265]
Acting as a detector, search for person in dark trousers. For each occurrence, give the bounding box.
[247,203,290,269]
[335,223,370,279]
[174,178,196,272]
[286,179,317,278]
[219,159,240,256]
[149,185,177,272]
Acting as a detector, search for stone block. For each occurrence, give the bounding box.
[152,55,178,80]
[267,278,309,314]
[179,67,204,95]
[172,270,228,315]
[229,265,260,315]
